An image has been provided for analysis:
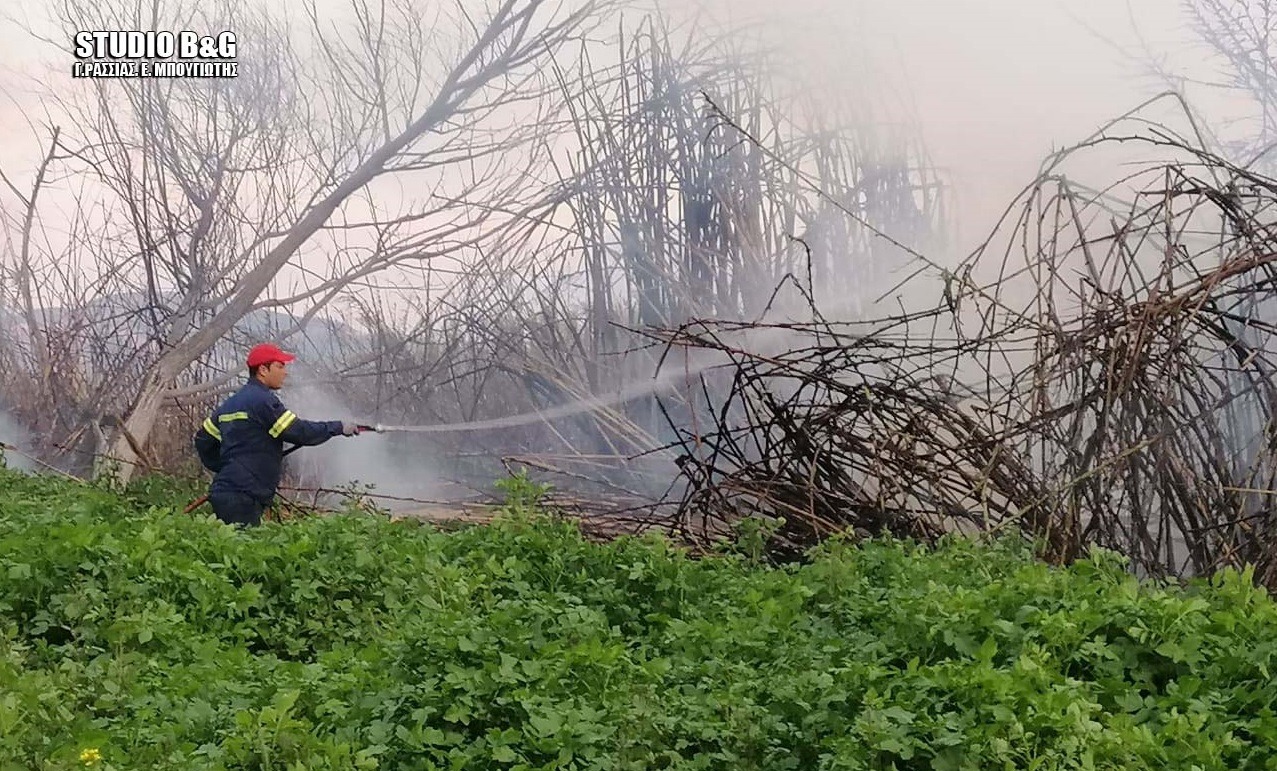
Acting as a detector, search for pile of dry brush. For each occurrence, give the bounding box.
[643,130,1277,587]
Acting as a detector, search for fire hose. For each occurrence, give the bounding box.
[180,372,712,516]
[182,389,683,515]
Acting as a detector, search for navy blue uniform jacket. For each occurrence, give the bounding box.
[194,379,343,505]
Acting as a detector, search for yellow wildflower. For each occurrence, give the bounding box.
[79,747,102,765]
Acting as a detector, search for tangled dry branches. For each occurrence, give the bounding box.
[649,129,1277,586]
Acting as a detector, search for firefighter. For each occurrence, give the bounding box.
[193,343,360,526]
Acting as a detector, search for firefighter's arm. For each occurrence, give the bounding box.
[194,416,223,472]
[258,395,344,446]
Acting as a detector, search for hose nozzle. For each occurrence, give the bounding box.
[355,423,385,434]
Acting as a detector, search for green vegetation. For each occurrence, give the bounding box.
[3,469,1277,770]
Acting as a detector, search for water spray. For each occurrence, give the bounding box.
[349,310,892,435]
[352,355,744,434]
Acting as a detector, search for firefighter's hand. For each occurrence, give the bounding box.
[340,421,360,436]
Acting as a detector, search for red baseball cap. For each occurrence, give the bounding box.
[246,343,296,368]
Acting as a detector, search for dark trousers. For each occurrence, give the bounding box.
[209,491,267,527]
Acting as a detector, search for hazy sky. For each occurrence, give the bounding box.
[0,0,1244,257]
[670,0,1231,251]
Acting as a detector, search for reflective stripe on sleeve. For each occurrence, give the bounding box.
[269,410,297,438]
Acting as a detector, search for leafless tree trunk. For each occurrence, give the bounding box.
[25,0,615,482]
[292,14,945,500]
[0,126,145,470]
[1,129,59,391]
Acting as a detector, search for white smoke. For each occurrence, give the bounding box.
[274,369,447,512]
[0,410,36,473]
